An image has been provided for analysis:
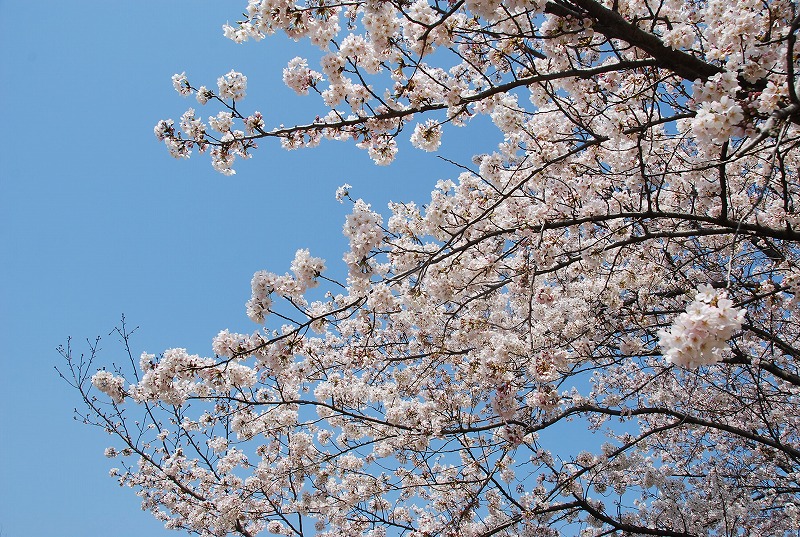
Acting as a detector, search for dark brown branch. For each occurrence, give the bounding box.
[545,0,723,81]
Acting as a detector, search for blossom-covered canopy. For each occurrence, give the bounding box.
[65,0,800,536]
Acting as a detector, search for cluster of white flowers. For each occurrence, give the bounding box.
[243,111,264,134]
[128,349,216,405]
[658,285,747,368]
[360,136,398,166]
[690,96,745,145]
[246,270,275,324]
[210,146,237,175]
[172,72,191,96]
[208,111,234,133]
[266,520,288,535]
[211,329,250,358]
[320,53,345,82]
[153,119,174,142]
[290,248,326,289]
[179,108,206,142]
[465,0,502,21]
[661,24,695,49]
[342,199,383,277]
[207,436,229,454]
[282,57,323,95]
[410,120,443,152]
[195,85,213,105]
[526,385,559,410]
[217,70,247,101]
[688,72,744,145]
[335,183,352,203]
[91,370,126,404]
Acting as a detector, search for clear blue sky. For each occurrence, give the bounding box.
[0,2,488,536]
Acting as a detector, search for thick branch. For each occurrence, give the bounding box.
[545,0,723,81]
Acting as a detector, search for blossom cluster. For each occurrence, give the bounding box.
[658,285,747,368]
[342,199,383,282]
[409,120,443,152]
[283,57,323,95]
[217,70,247,101]
[91,370,125,404]
[290,248,326,289]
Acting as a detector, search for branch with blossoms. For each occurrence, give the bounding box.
[156,59,673,174]
[153,0,800,175]
[68,0,800,535]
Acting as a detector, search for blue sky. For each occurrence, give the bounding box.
[0,2,490,536]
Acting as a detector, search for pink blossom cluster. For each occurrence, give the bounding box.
[409,120,443,152]
[282,57,323,95]
[91,370,125,403]
[342,199,383,282]
[217,70,248,101]
[659,285,746,368]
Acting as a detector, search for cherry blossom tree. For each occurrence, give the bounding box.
[62,0,800,535]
